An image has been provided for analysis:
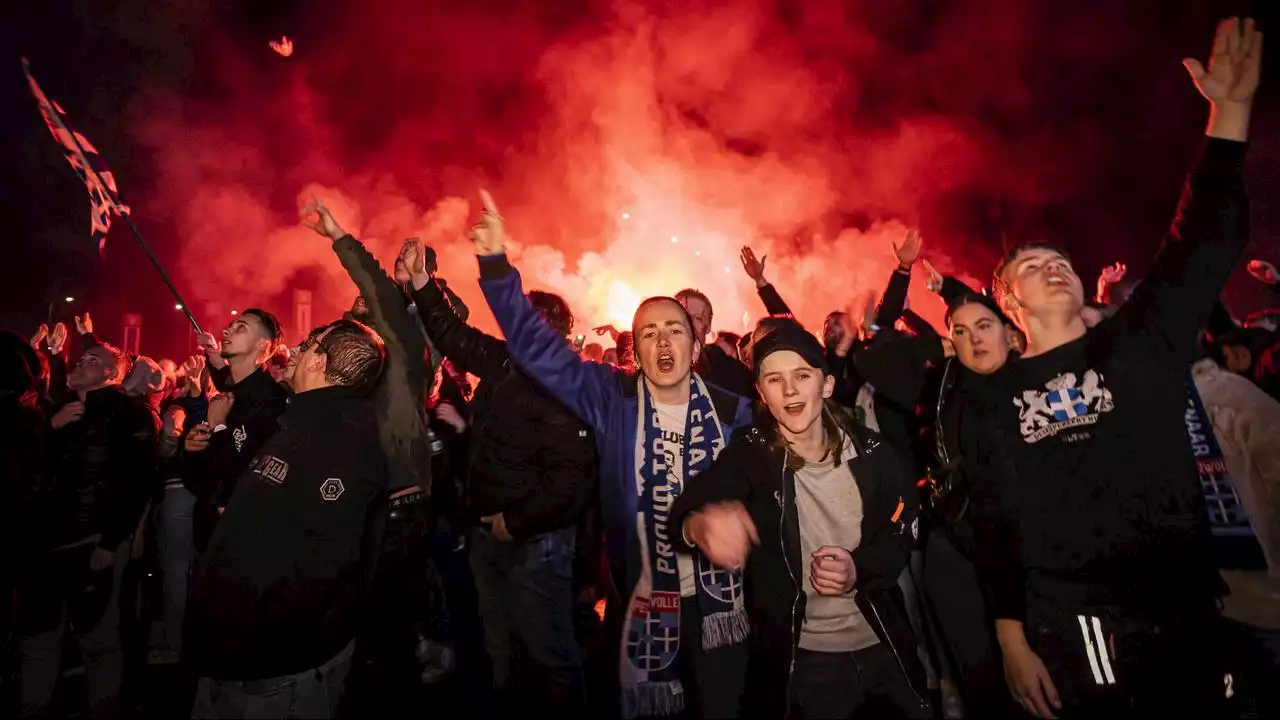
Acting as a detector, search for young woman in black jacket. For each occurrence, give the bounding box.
[670,319,929,719]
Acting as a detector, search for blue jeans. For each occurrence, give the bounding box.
[469,524,583,705]
[192,640,355,719]
[155,484,196,652]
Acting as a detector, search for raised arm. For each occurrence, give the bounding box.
[874,229,922,328]
[740,246,794,317]
[403,239,509,380]
[1111,18,1259,361]
[469,191,619,430]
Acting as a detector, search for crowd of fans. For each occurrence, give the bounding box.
[1,16,1276,720]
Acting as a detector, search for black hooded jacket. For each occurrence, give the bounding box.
[669,420,927,718]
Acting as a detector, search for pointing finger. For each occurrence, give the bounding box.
[478,189,500,218]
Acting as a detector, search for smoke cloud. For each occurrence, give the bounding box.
[125,0,1160,344]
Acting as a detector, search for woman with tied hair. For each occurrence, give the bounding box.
[670,318,929,719]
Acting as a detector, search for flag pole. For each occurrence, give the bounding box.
[115,213,203,336]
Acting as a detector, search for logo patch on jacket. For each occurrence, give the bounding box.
[233,426,247,452]
[251,455,289,486]
[320,478,345,501]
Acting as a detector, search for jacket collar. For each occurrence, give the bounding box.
[285,384,366,416]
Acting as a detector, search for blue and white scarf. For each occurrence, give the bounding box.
[621,373,748,718]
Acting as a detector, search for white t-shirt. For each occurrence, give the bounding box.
[646,402,697,598]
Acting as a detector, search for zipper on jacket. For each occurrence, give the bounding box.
[779,453,799,719]
[865,593,927,709]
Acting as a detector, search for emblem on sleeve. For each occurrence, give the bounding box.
[320,478,345,501]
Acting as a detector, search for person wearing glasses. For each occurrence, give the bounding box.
[187,319,390,720]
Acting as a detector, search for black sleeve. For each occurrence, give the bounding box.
[1108,139,1249,364]
[436,278,471,323]
[899,310,939,341]
[1205,299,1238,341]
[854,331,946,411]
[332,235,428,384]
[502,402,598,541]
[874,268,911,329]
[205,396,288,508]
[209,365,233,393]
[940,276,979,306]
[410,277,511,380]
[851,444,918,591]
[960,400,1025,622]
[669,437,754,553]
[756,283,794,317]
[97,403,160,550]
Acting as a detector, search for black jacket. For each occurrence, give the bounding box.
[42,386,159,551]
[332,235,433,494]
[670,422,927,718]
[186,386,387,680]
[697,344,755,399]
[410,278,596,540]
[184,366,289,554]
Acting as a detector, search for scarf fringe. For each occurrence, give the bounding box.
[701,606,750,651]
[622,680,685,718]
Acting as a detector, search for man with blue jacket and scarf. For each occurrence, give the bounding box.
[470,190,753,719]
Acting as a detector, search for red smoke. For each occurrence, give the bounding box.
[127,0,1148,344]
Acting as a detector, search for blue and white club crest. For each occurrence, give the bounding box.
[626,592,681,672]
[696,555,743,604]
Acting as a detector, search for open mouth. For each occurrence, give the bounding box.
[1046,275,1069,286]
[783,401,805,417]
[656,351,675,373]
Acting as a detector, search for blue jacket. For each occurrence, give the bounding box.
[479,255,754,600]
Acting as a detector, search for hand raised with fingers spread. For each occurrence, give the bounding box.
[30,324,49,349]
[300,197,346,241]
[893,229,923,269]
[400,238,433,291]
[49,323,68,355]
[1184,17,1262,108]
[470,189,506,256]
[740,247,768,287]
[75,312,94,335]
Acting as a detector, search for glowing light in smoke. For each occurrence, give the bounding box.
[175,304,184,310]
[621,212,630,220]
[64,296,74,303]
[603,280,642,329]
[670,236,678,243]
[230,309,239,316]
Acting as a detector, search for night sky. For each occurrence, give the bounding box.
[2,0,1276,361]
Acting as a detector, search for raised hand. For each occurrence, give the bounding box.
[683,502,759,570]
[30,324,49,349]
[893,229,923,269]
[1095,262,1128,304]
[1183,18,1262,107]
[48,323,68,355]
[400,238,433,290]
[196,331,226,369]
[75,312,94,335]
[921,258,944,294]
[1247,259,1277,285]
[739,247,768,287]
[593,325,620,340]
[269,36,294,57]
[300,197,346,241]
[470,189,505,256]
